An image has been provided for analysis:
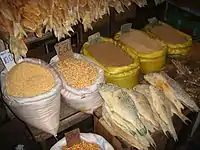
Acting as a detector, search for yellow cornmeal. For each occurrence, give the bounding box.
[62,141,100,150]
[5,62,55,98]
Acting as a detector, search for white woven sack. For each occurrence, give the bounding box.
[50,133,114,150]
[50,54,104,114]
[1,58,62,136]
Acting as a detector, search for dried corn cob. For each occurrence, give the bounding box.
[0,0,147,59]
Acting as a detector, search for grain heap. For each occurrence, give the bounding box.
[3,59,61,136]
[56,58,97,89]
[5,62,55,97]
[88,42,132,67]
[62,141,100,150]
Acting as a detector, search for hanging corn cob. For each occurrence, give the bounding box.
[0,0,147,59]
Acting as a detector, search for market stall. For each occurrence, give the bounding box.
[1,0,200,150]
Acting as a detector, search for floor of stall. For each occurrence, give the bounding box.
[0,116,93,150]
[0,114,200,150]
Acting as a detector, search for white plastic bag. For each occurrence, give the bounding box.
[50,54,104,114]
[50,133,114,150]
[1,58,62,136]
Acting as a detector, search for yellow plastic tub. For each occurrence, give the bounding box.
[114,29,167,74]
[144,21,192,55]
[81,37,140,89]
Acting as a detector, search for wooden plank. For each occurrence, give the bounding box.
[25,32,53,45]
[60,100,79,120]
[59,112,91,133]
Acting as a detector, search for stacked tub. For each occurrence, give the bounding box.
[82,37,140,89]
[114,29,167,74]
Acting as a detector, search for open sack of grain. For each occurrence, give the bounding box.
[50,54,104,114]
[1,58,62,136]
[82,37,139,89]
[115,29,167,74]
[144,20,192,55]
[50,133,114,150]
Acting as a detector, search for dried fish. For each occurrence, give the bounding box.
[165,97,190,124]
[144,72,185,112]
[161,72,199,112]
[134,83,190,124]
[149,85,178,141]
[99,83,156,148]
[129,90,158,131]
[99,84,147,136]
[134,84,171,136]
[171,59,192,77]
[102,104,148,150]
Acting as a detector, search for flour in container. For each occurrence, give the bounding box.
[5,62,55,98]
[88,42,132,67]
[150,24,187,44]
[119,29,162,53]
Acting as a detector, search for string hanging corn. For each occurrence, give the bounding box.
[0,0,147,60]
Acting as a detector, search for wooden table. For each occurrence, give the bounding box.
[27,100,91,149]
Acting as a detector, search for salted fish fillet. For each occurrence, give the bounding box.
[165,97,191,124]
[140,115,157,133]
[134,84,190,124]
[103,104,156,149]
[99,84,147,136]
[161,71,199,112]
[150,85,178,141]
[134,84,176,137]
[109,106,156,148]
[133,84,161,129]
[102,105,148,150]
[99,84,155,148]
[134,84,168,134]
[144,72,185,113]
[129,90,158,129]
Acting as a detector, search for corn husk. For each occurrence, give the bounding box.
[0,0,147,59]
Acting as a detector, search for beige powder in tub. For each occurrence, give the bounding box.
[88,42,132,67]
[120,30,162,53]
[150,24,187,44]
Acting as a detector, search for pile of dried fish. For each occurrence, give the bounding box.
[99,71,199,150]
[0,0,147,60]
[169,59,200,103]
